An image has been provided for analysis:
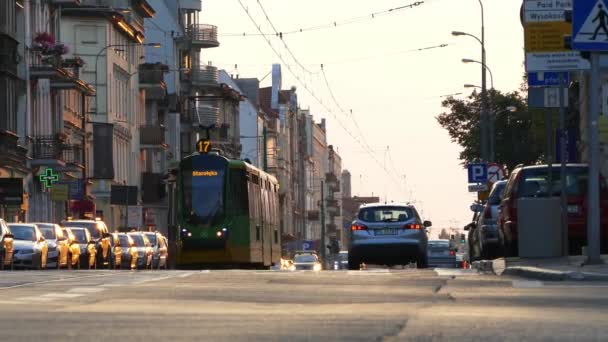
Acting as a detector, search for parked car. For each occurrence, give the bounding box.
[0,219,14,270]
[34,223,70,269]
[333,251,349,270]
[115,233,138,270]
[8,223,48,269]
[62,228,82,269]
[348,203,430,269]
[293,252,322,271]
[61,219,113,268]
[128,232,153,269]
[498,164,608,256]
[467,180,507,261]
[68,227,97,269]
[427,239,457,268]
[144,232,168,269]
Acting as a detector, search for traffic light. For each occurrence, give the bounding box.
[461,234,466,243]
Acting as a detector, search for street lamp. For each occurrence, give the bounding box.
[464,84,481,89]
[452,0,487,161]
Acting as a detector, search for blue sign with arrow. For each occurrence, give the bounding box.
[527,72,569,87]
[573,0,608,51]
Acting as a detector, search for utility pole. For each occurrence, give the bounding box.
[320,180,326,266]
[587,53,601,264]
[558,73,569,257]
[480,0,488,162]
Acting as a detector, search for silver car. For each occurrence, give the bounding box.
[128,232,153,269]
[348,203,430,269]
[468,180,507,260]
[8,223,49,270]
[427,240,457,268]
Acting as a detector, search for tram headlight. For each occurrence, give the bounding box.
[187,232,192,237]
[216,231,222,237]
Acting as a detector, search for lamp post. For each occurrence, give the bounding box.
[463,58,496,162]
[452,0,486,160]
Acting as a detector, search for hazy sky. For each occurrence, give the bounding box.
[200,0,525,228]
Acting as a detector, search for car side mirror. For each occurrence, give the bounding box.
[423,221,432,228]
[470,203,484,213]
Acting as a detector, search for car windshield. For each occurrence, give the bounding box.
[71,229,88,243]
[9,225,37,241]
[129,234,145,247]
[358,206,414,222]
[488,182,507,205]
[118,235,131,247]
[145,233,157,246]
[63,222,100,239]
[182,155,227,225]
[38,226,56,240]
[294,254,317,263]
[337,253,348,262]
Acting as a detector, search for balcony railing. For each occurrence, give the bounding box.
[31,135,83,167]
[307,210,320,221]
[184,24,219,48]
[180,65,218,87]
[140,125,166,146]
[183,102,220,127]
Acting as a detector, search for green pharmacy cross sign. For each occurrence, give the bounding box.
[39,168,59,190]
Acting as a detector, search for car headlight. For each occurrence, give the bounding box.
[313,264,322,272]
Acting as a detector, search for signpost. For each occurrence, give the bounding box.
[572,0,605,264]
[467,163,488,183]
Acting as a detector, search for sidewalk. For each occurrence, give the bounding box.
[473,255,608,281]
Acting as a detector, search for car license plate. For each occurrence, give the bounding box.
[567,205,579,214]
[376,229,397,235]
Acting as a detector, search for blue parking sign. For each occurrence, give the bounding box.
[467,163,488,183]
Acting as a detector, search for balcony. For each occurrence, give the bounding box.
[139,125,167,148]
[180,65,218,89]
[0,130,28,173]
[141,172,166,204]
[181,24,219,49]
[30,62,94,95]
[31,135,84,171]
[183,102,220,127]
[325,173,340,193]
[326,199,340,215]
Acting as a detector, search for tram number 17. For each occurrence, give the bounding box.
[197,139,211,154]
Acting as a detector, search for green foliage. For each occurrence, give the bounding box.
[436,89,547,173]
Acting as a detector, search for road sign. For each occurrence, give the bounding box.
[525,22,572,52]
[467,163,488,183]
[302,240,313,251]
[468,184,488,193]
[487,164,506,183]
[50,184,69,202]
[526,51,591,71]
[524,1,572,23]
[0,178,23,205]
[528,87,569,108]
[573,0,608,51]
[527,71,569,87]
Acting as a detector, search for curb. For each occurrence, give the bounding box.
[500,266,608,282]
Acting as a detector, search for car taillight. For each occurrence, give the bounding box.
[351,224,368,231]
[403,223,422,230]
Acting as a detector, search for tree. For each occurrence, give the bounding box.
[436,89,547,172]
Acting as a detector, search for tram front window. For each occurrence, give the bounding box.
[184,167,225,225]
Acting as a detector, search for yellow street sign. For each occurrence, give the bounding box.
[51,184,69,202]
[525,22,571,52]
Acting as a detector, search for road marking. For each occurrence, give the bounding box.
[435,269,478,277]
[41,293,84,299]
[178,272,195,278]
[16,296,56,302]
[512,280,544,288]
[0,273,114,290]
[68,287,106,294]
[347,270,392,275]
[0,300,21,305]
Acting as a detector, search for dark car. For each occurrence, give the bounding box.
[62,219,113,268]
[348,203,430,269]
[467,181,507,260]
[0,219,14,270]
[497,164,608,256]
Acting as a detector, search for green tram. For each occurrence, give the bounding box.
[172,152,281,268]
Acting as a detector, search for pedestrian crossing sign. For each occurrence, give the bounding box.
[573,0,608,50]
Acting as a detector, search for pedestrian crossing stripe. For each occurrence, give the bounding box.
[574,0,608,43]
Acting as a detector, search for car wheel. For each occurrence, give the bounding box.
[417,253,428,269]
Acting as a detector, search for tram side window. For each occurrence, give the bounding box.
[229,169,249,215]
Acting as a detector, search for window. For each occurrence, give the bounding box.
[229,169,249,216]
[274,230,278,244]
[358,206,415,223]
[517,166,595,198]
[256,225,261,241]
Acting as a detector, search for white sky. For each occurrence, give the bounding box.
[201,0,525,228]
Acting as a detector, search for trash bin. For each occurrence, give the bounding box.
[517,197,563,258]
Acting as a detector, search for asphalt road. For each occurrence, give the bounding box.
[0,268,607,341]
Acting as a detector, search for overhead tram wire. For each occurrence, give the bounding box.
[223,1,426,37]
[236,0,405,188]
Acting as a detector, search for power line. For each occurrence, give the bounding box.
[236,0,405,190]
[223,1,425,37]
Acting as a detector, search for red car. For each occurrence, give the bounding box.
[498,164,608,256]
